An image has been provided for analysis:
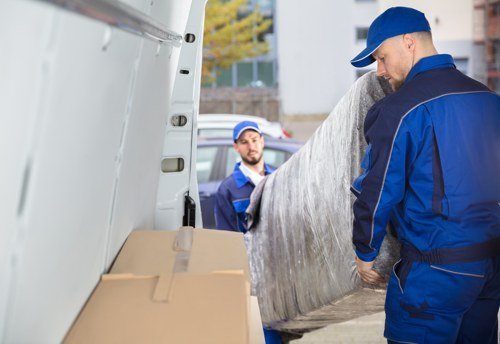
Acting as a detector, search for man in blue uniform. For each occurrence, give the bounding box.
[350,7,500,343]
[214,120,281,344]
[214,120,275,233]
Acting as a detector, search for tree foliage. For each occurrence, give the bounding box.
[202,0,272,84]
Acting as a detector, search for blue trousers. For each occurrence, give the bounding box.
[384,256,499,343]
[263,327,281,344]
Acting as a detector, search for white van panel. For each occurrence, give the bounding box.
[0,0,200,341]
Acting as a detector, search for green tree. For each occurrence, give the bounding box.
[202,0,272,84]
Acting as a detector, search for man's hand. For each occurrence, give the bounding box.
[355,256,386,285]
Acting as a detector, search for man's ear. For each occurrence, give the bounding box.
[403,34,416,51]
[233,142,239,152]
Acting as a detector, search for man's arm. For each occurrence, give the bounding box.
[352,106,421,274]
[214,186,238,231]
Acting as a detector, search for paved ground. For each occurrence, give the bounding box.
[293,312,386,343]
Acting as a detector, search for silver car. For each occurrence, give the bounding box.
[198,114,292,139]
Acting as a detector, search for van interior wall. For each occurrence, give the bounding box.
[0,0,191,342]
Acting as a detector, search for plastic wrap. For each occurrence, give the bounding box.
[245,71,399,332]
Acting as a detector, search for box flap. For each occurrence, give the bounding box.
[189,229,250,281]
[110,230,177,275]
[110,228,250,282]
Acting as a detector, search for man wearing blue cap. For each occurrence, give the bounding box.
[214,120,281,344]
[350,6,499,344]
[214,120,275,233]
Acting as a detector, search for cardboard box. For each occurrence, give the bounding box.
[64,228,264,344]
[110,227,250,281]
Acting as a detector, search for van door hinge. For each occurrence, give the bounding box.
[183,194,196,227]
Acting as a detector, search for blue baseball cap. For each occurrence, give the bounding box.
[233,121,261,142]
[351,7,431,68]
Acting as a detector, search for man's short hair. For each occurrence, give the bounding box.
[410,31,433,41]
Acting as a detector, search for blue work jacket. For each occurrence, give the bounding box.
[215,162,275,233]
[352,54,500,263]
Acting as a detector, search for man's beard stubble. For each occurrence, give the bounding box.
[242,152,263,166]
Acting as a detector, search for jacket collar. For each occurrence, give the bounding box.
[406,54,456,84]
[232,161,274,188]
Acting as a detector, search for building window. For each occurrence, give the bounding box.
[258,61,274,87]
[209,0,277,88]
[356,27,369,41]
[212,61,277,88]
[216,67,233,87]
[237,62,254,87]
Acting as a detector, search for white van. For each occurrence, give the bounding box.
[0,0,205,341]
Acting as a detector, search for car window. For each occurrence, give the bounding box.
[225,147,288,178]
[263,149,287,168]
[226,148,241,177]
[196,146,219,183]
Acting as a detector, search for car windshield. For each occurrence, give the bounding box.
[225,147,288,178]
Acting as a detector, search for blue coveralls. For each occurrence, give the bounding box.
[215,161,274,233]
[351,54,500,343]
[214,161,281,344]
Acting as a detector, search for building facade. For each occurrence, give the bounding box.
[277,0,486,117]
[201,0,495,119]
[473,0,499,91]
[275,0,379,117]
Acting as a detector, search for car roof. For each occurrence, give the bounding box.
[199,114,273,125]
[198,114,286,139]
[197,136,303,152]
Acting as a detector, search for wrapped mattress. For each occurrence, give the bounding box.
[245,71,399,332]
